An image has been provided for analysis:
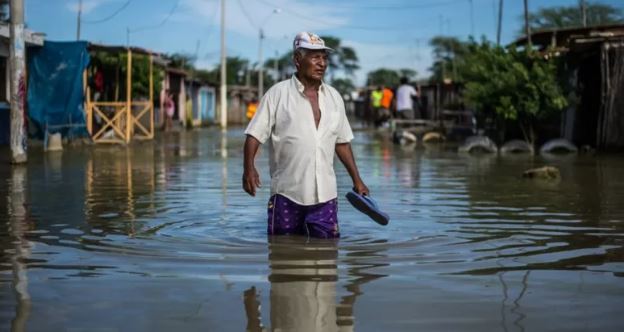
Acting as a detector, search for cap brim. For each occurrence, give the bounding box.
[295,45,334,52]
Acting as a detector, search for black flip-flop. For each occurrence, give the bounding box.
[346,191,390,226]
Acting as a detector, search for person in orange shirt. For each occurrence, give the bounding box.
[246,98,258,120]
[376,85,393,127]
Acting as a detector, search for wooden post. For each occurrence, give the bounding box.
[84,69,92,135]
[9,0,27,164]
[126,49,132,143]
[149,54,154,138]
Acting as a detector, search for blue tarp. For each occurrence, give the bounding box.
[27,41,90,138]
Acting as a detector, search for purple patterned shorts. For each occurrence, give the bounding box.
[267,194,340,238]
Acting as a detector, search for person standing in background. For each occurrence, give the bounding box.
[395,77,419,119]
[163,90,175,131]
[369,86,383,125]
[246,98,258,121]
[377,85,393,127]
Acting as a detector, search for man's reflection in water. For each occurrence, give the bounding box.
[244,236,387,332]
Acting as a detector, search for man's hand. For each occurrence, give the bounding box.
[242,167,261,196]
[353,179,369,196]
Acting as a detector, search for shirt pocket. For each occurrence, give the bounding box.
[325,108,341,134]
[274,104,294,135]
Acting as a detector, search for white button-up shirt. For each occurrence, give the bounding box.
[245,75,354,206]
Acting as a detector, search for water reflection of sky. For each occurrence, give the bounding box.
[1,128,623,331]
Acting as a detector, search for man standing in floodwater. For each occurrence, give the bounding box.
[242,32,369,238]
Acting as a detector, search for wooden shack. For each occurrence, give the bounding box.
[514,24,624,150]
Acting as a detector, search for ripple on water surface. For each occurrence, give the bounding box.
[1,129,624,331]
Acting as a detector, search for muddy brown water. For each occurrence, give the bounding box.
[1,128,623,331]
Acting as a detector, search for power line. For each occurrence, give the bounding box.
[82,0,132,24]
[189,3,220,62]
[237,0,259,30]
[201,6,220,48]
[129,0,180,33]
[255,0,427,31]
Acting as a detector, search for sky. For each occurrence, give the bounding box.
[25,0,624,86]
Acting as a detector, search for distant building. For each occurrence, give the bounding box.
[514,24,624,150]
[185,77,216,127]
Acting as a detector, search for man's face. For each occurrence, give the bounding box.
[296,49,329,81]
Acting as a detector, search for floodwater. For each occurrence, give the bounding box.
[1,127,623,331]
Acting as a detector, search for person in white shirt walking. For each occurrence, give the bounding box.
[243,32,369,238]
[395,77,419,119]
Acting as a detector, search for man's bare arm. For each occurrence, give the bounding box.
[243,135,262,196]
[335,143,369,195]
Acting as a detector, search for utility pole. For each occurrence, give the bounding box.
[219,0,227,129]
[245,65,250,87]
[10,0,27,164]
[496,0,503,46]
[524,0,531,48]
[258,29,264,99]
[256,9,280,99]
[76,0,83,40]
[580,0,587,27]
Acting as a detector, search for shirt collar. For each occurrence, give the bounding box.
[292,74,325,94]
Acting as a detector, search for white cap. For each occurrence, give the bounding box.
[293,32,334,52]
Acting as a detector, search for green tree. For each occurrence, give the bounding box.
[198,57,276,89]
[320,36,359,79]
[209,56,250,85]
[167,53,196,72]
[398,68,418,81]
[527,1,624,30]
[128,53,163,98]
[459,40,568,146]
[429,36,469,83]
[91,51,162,101]
[264,51,295,82]
[194,68,217,85]
[262,36,360,82]
[331,78,355,98]
[366,68,401,87]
